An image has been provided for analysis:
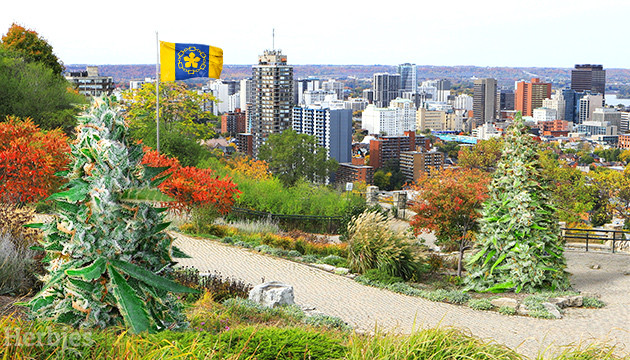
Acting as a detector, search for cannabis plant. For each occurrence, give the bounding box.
[464,114,569,293]
[27,99,196,333]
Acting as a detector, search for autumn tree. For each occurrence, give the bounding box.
[590,168,630,229]
[227,156,270,180]
[1,23,64,75]
[122,82,218,142]
[465,115,569,293]
[0,116,70,204]
[258,130,338,187]
[0,47,86,133]
[410,168,490,277]
[539,150,595,225]
[458,137,503,172]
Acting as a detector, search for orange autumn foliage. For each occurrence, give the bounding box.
[142,149,240,213]
[227,156,270,180]
[0,116,70,203]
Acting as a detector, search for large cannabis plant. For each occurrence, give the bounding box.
[464,114,569,293]
[27,99,196,333]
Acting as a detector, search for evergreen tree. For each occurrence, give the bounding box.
[464,114,569,293]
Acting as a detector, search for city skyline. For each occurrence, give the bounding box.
[2,0,630,68]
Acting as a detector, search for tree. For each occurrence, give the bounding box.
[458,138,503,172]
[28,99,197,333]
[1,23,64,76]
[539,150,594,225]
[121,82,218,143]
[0,48,86,133]
[465,115,569,293]
[590,168,630,228]
[410,168,490,277]
[0,116,70,204]
[435,141,460,159]
[258,130,338,187]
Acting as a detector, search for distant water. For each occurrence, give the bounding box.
[605,94,630,107]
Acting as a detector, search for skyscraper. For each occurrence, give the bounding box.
[473,78,497,125]
[373,73,401,108]
[571,64,606,97]
[251,50,294,154]
[398,63,417,94]
[515,78,552,117]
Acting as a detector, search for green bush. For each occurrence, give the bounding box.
[361,269,404,285]
[583,296,605,308]
[498,306,516,315]
[468,298,493,311]
[446,290,471,304]
[385,282,424,296]
[304,314,351,331]
[320,254,347,267]
[347,210,421,280]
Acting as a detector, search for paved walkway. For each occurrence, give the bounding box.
[173,232,630,359]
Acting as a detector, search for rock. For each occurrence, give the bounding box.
[312,264,336,272]
[549,295,582,308]
[516,304,529,316]
[334,267,350,275]
[249,282,295,308]
[591,264,601,270]
[542,302,563,319]
[490,298,519,309]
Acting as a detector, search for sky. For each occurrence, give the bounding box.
[2,0,630,68]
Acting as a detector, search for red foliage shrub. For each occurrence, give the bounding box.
[0,116,70,203]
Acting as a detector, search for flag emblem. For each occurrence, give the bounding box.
[160,41,223,81]
[177,46,207,75]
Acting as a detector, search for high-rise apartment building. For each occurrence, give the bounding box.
[571,64,606,97]
[221,108,247,135]
[578,93,604,124]
[543,90,566,121]
[398,63,417,94]
[292,105,352,163]
[373,73,401,108]
[473,78,497,125]
[251,50,294,154]
[515,78,552,117]
[361,98,416,136]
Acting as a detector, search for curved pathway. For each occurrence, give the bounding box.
[172,232,630,359]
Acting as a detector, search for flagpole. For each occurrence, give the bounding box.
[155,31,160,154]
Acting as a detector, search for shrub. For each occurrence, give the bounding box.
[583,296,605,308]
[320,254,347,267]
[287,250,302,258]
[0,232,39,295]
[446,290,471,304]
[468,298,493,311]
[385,282,424,296]
[229,218,280,234]
[421,289,450,302]
[361,269,404,285]
[498,306,516,315]
[347,210,421,280]
[172,268,252,303]
[255,244,273,254]
[304,314,351,331]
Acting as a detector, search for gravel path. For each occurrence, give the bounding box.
[172,232,630,359]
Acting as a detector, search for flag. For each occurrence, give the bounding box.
[160,41,223,82]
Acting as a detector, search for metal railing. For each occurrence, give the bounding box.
[561,227,630,253]
[228,207,343,234]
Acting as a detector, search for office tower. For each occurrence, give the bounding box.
[362,89,374,104]
[398,63,417,94]
[592,108,621,129]
[515,78,552,117]
[473,78,497,125]
[251,50,294,154]
[373,73,401,108]
[294,78,322,104]
[239,78,253,111]
[578,93,604,124]
[543,90,566,121]
[322,79,345,100]
[435,79,451,102]
[454,94,473,111]
[292,105,352,163]
[571,64,606,97]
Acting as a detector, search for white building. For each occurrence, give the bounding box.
[542,90,566,121]
[472,122,502,140]
[129,78,154,90]
[361,98,416,136]
[304,90,337,106]
[344,97,368,112]
[322,79,345,100]
[592,108,621,129]
[454,94,473,111]
[533,108,558,123]
[578,94,604,124]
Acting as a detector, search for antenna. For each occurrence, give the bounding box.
[272,28,275,50]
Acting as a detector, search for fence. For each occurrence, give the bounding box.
[227,207,344,234]
[561,227,630,253]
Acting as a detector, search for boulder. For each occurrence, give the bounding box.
[542,302,563,319]
[249,282,295,308]
[490,297,519,309]
[516,304,529,316]
[549,295,582,308]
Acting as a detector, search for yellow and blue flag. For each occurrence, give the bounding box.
[160,41,223,82]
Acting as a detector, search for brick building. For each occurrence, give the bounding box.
[221,108,247,135]
[399,151,445,183]
[369,131,430,169]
